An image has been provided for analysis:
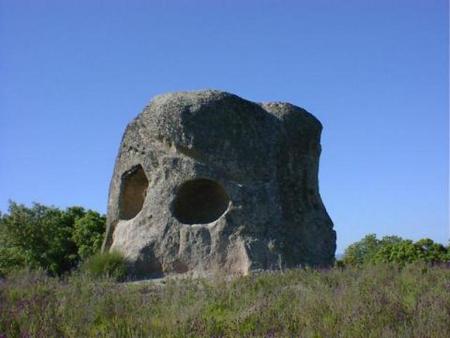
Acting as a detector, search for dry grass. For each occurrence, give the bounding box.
[1,263,449,337]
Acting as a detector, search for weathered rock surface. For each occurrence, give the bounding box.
[103,90,336,278]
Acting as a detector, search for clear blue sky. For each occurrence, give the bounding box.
[1,0,448,253]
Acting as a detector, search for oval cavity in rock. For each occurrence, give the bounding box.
[172,178,229,224]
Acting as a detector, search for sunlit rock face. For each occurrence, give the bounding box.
[103,90,336,278]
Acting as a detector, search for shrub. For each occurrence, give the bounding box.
[81,251,128,281]
[342,234,403,266]
[342,234,450,266]
[72,211,106,259]
[0,202,78,275]
[373,238,449,265]
[0,201,106,276]
[0,246,26,277]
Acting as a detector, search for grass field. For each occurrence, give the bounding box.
[1,263,449,337]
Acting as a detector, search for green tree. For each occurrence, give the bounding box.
[373,238,449,265]
[0,202,78,275]
[72,211,106,259]
[342,234,380,266]
[0,201,107,276]
[415,238,448,262]
[342,234,450,267]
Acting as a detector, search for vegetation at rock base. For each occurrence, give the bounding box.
[81,251,128,282]
[72,211,107,260]
[1,264,449,337]
[1,200,449,336]
[2,201,448,278]
[0,201,105,277]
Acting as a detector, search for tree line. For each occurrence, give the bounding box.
[0,201,449,277]
[339,234,450,267]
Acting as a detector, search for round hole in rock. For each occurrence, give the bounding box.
[173,178,230,224]
[119,165,149,220]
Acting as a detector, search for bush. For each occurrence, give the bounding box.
[0,247,25,278]
[342,234,450,267]
[72,211,106,259]
[342,234,403,266]
[373,238,449,265]
[0,201,106,276]
[0,202,78,275]
[81,251,128,281]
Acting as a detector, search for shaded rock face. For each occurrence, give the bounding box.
[103,90,336,277]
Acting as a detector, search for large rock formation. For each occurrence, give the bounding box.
[103,90,336,277]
